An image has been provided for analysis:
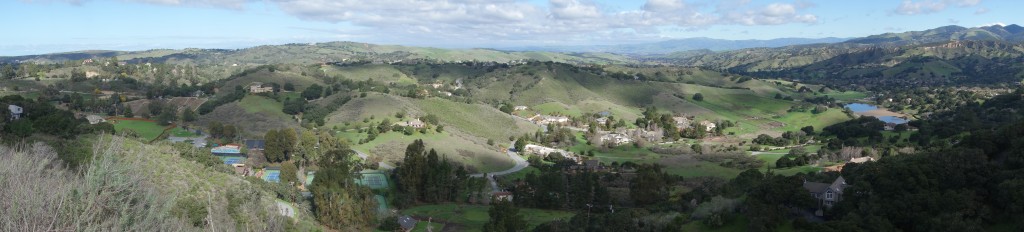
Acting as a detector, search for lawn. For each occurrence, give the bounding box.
[238,95,284,114]
[401,204,574,231]
[112,120,168,141]
[168,127,200,137]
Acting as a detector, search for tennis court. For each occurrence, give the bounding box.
[218,156,246,165]
[264,169,281,183]
[357,171,389,190]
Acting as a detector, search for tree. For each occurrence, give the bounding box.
[283,82,295,91]
[281,162,298,185]
[264,130,282,162]
[812,105,828,114]
[180,107,196,122]
[5,119,34,137]
[483,199,526,232]
[302,84,324,100]
[155,106,176,126]
[693,93,704,101]
[514,138,527,153]
[311,149,377,230]
[123,106,134,118]
[630,164,671,206]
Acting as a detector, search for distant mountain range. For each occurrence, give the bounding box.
[506,37,850,55]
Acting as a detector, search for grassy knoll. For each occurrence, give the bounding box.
[401,204,574,232]
[351,131,513,173]
[112,120,167,141]
[239,95,285,114]
[198,95,297,137]
[219,70,324,97]
[772,110,852,133]
[324,64,417,85]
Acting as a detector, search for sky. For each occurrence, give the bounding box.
[0,0,1018,55]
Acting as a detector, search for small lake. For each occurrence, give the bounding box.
[844,103,877,112]
[844,103,909,124]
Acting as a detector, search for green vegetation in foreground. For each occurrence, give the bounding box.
[401,204,574,231]
[112,120,167,141]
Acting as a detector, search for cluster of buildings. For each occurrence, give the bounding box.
[249,82,274,94]
[523,144,582,163]
[393,118,426,128]
[528,114,570,125]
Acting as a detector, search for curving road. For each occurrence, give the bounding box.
[470,141,530,193]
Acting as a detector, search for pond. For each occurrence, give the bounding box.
[844,103,909,124]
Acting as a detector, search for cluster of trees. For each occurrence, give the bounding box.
[197,85,246,114]
[512,162,611,210]
[1,95,110,139]
[310,148,378,230]
[206,122,239,140]
[392,140,474,207]
[821,116,884,142]
[263,129,298,163]
[774,147,813,168]
[751,128,812,148]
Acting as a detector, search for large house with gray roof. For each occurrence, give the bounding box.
[803,176,848,209]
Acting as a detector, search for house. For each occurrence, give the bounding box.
[395,118,426,128]
[492,191,514,202]
[849,157,875,163]
[249,82,273,93]
[430,83,444,89]
[513,106,529,111]
[85,115,106,125]
[672,117,691,129]
[82,59,94,65]
[523,144,580,163]
[599,133,632,146]
[244,139,266,151]
[803,176,848,209]
[883,123,897,131]
[595,117,609,125]
[398,216,418,232]
[528,114,570,125]
[699,120,716,132]
[8,105,22,120]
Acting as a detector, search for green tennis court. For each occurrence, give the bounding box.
[356,171,389,190]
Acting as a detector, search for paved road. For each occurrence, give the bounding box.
[470,141,531,193]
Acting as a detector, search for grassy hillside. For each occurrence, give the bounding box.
[0,135,319,231]
[199,95,297,137]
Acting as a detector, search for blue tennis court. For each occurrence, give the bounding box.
[220,156,246,165]
[264,169,281,183]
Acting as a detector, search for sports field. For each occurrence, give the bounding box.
[263,169,281,183]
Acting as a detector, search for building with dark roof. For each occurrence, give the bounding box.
[803,176,848,209]
[244,139,266,151]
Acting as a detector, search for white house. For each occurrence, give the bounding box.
[672,117,691,129]
[513,106,529,111]
[8,105,22,120]
[85,115,106,125]
[599,133,632,146]
[699,120,716,132]
[529,114,570,125]
[523,144,580,163]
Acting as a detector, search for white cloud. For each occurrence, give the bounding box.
[978,22,1005,27]
[892,0,983,15]
[32,0,820,46]
[974,7,989,14]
